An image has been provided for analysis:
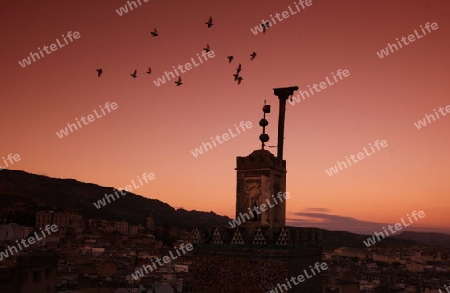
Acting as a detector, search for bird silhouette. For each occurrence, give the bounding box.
[250,52,257,60]
[146,67,152,74]
[236,63,242,73]
[233,73,240,81]
[205,17,213,28]
[150,28,159,37]
[130,70,137,78]
[237,76,243,85]
[96,69,103,77]
[227,56,234,63]
[175,77,182,86]
[203,44,211,52]
[262,21,270,34]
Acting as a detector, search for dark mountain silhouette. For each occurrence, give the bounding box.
[0,169,230,228]
[318,229,420,249]
[392,231,450,247]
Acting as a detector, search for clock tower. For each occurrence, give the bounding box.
[191,87,324,293]
[235,86,298,236]
[235,149,287,230]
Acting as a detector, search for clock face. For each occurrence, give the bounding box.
[245,181,260,194]
[244,180,261,206]
[249,186,260,200]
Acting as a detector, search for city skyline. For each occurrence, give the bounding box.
[2,0,450,234]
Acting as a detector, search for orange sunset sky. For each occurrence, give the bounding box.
[1,0,449,234]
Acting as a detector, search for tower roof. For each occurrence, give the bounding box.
[236,149,285,171]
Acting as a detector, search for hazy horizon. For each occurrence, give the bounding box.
[3,168,448,236]
[2,0,450,234]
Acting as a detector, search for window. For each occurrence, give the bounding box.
[33,271,41,283]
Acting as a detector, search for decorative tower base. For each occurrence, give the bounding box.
[191,226,322,293]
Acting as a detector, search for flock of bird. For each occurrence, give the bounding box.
[95,17,265,86]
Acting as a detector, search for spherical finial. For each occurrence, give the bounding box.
[260,100,270,149]
[259,133,269,143]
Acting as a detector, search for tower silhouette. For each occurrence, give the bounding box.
[191,87,323,293]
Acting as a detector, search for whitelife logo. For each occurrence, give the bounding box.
[267,261,328,293]
[190,121,253,158]
[153,50,215,87]
[56,102,118,139]
[438,284,450,293]
[229,192,290,228]
[93,172,156,209]
[376,22,439,59]
[0,154,21,171]
[288,69,350,106]
[0,225,59,261]
[115,0,149,16]
[250,0,313,35]
[130,243,193,280]
[414,104,450,129]
[363,210,425,247]
[18,31,81,68]
[325,140,388,176]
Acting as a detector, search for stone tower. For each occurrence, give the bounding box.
[190,87,324,293]
[234,88,298,234]
[235,148,287,231]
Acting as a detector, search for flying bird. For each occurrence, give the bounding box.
[237,76,243,85]
[250,52,257,60]
[205,17,213,28]
[203,44,211,53]
[236,63,242,73]
[262,21,270,33]
[175,77,182,86]
[130,70,137,78]
[227,56,234,63]
[146,67,152,74]
[96,69,103,77]
[150,28,159,37]
[233,73,240,81]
